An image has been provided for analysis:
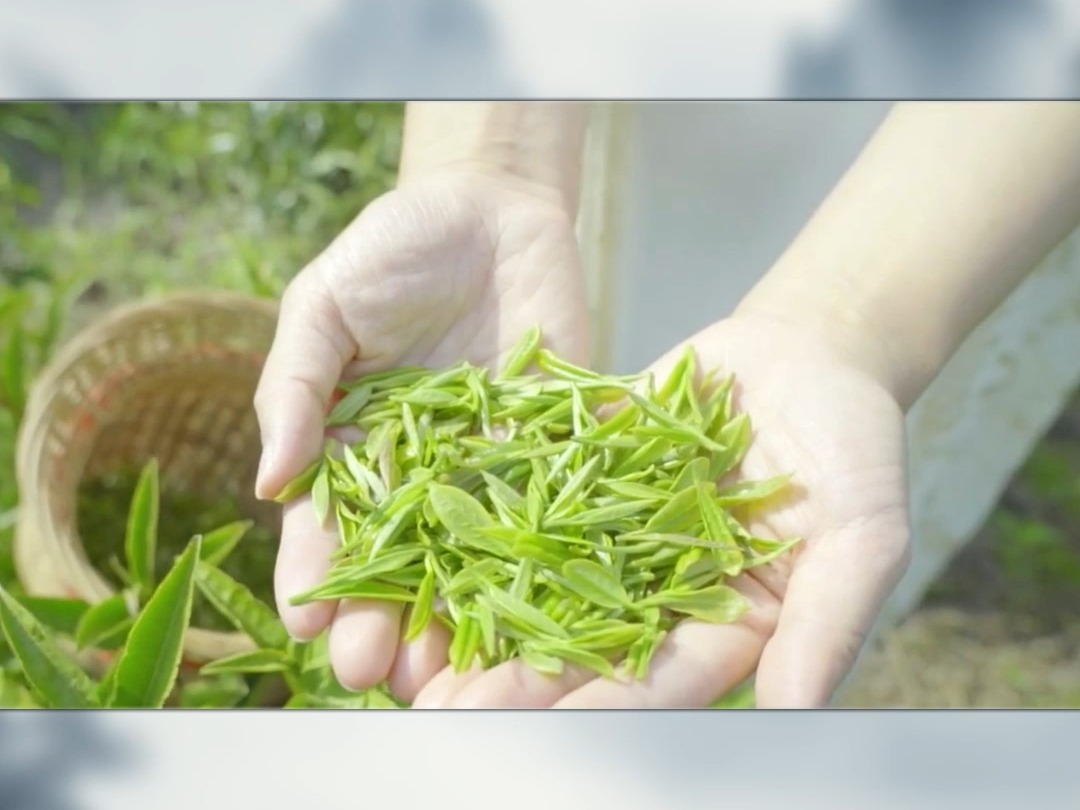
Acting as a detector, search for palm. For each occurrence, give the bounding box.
[319,172,589,376]
[411,314,911,708]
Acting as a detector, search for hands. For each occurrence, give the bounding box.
[253,100,1080,709]
[409,313,911,708]
[253,168,590,699]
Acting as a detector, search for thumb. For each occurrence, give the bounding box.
[253,275,355,500]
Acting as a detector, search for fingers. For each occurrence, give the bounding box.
[754,512,911,708]
[328,599,404,692]
[426,659,596,709]
[410,661,487,709]
[386,621,453,703]
[553,577,779,709]
[254,276,355,500]
[411,576,780,709]
[274,497,339,640]
[551,625,757,709]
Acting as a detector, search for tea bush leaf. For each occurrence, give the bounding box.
[75,592,134,650]
[194,561,289,650]
[108,537,201,708]
[0,585,101,708]
[16,595,90,635]
[178,674,250,708]
[0,669,39,707]
[124,458,160,596]
[199,520,255,567]
[199,648,291,677]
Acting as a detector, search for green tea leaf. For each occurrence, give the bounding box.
[519,645,564,675]
[343,443,387,503]
[404,566,436,642]
[448,612,482,673]
[561,559,631,609]
[291,579,417,604]
[0,585,101,708]
[546,455,601,517]
[626,626,667,680]
[327,384,372,425]
[546,500,656,529]
[428,482,495,540]
[599,480,673,501]
[194,562,289,649]
[273,457,322,503]
[528,640,615,678]
[715,475,791,506]
[744,535,802,567]
[477,602,498,658]
[655,345,694,407]
[642,485,705,534]
[125,458,160,595]
[328,546,426,585]
[639,584,748,623]
[108,537,201,708]
[480,586,569,640]
[709,413,751,479]
[563,620,644,651]
[499,324,542,378]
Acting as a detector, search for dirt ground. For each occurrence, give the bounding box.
[840,389,1080,708]
[840,609,1080,707]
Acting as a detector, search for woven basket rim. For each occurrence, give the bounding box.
[23,288,279,408]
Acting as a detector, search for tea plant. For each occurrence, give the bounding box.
[0,458,400,709]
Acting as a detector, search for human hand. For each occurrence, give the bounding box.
[410,313,911,708]
[253,169,589,699]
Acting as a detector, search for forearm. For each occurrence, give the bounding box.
[396,102,591,217]
[737,101,1080,410]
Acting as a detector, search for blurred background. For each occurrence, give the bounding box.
[2,711,1079,810]
[1,0,1079,97]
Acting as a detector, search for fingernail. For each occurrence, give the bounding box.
[255,446,275,499]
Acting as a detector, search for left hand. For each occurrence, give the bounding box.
[411,312,912,708]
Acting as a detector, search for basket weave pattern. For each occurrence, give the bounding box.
[14,291,281,662]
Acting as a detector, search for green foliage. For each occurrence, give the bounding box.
[0,102,403,708]
[0,459,399,708]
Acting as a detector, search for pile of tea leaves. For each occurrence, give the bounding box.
[281,328,800,679]
[78,471,277,632]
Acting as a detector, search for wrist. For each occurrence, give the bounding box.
[396,102,590,218]
[734,274,934,412]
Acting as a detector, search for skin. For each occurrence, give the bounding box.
[254,100,1080,708]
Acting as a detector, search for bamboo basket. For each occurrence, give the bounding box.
[13,290,281,665]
